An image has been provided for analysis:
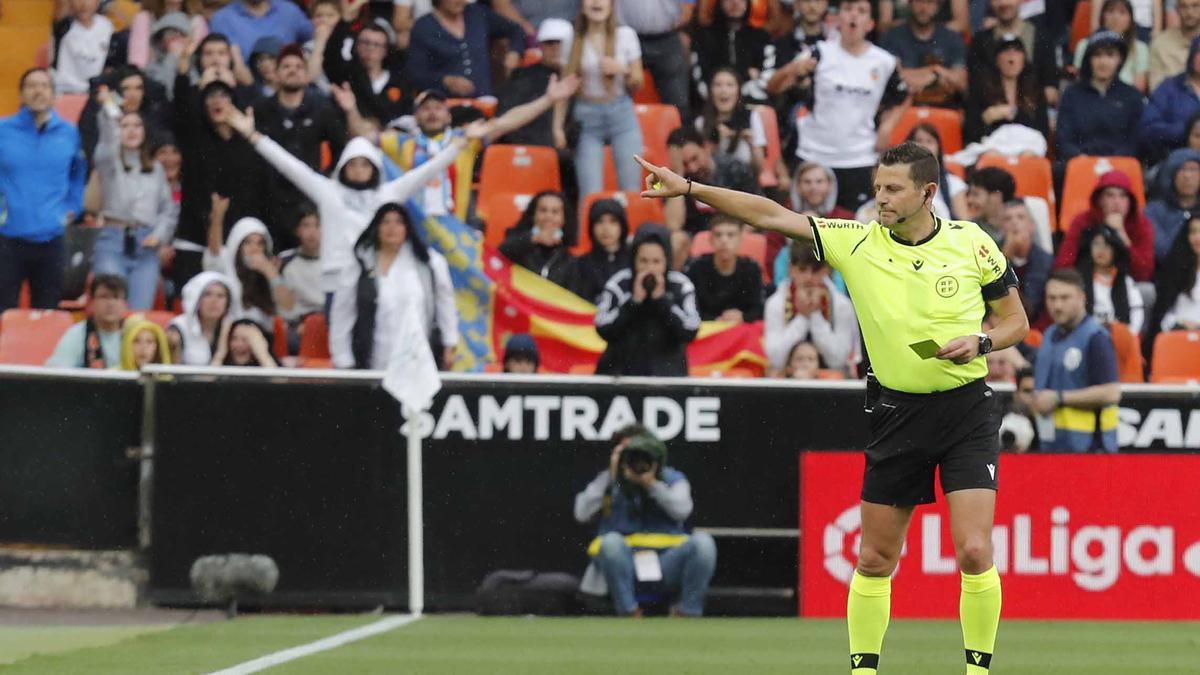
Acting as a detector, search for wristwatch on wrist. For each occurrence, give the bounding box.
[973,332,993,355]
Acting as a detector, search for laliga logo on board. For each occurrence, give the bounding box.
[822,504,1200,590]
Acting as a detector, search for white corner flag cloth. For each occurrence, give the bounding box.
[382,301,442,414]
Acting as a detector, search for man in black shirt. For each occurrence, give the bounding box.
[254,44,347,248]
[968,0,1059,106]
[685,214,764,323]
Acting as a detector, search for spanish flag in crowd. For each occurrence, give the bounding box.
[411,203,767,375]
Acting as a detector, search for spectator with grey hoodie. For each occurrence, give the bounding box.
[223,104,476,299]
[1146,148,1200,262]
[90,84,177,310]
[594,225,700,377]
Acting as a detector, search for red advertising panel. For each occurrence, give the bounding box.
[799,453,1200,619]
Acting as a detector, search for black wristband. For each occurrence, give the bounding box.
[686,179,693,196]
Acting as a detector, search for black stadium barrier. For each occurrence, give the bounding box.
[0,365,1196,613]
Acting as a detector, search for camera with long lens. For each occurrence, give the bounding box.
[620,447,656,475]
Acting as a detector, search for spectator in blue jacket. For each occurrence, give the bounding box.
[0,68,88,312]
[1057,31,1144,164]
[1146,148,1200,262]
[407,0,526,98]
[1140,35,1200,162]
[208,0,313,65]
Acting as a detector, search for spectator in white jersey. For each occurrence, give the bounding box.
[790,0,910,212]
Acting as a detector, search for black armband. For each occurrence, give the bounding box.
[981,264,1020,301]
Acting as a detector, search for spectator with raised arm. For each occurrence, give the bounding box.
[764,242,860,375]
[78,66,171,164]
[594,225,701,377]
[553,0,645,196]
[685,215,764,323]
[90,83,177,310]
[52,0,115,94]
[499,191,577,286]
[45,275,129,369]
[760,0,831,116]
[127,0,209,77]
[1146,148,1200,262]
[208,0,313,64]
[406,0,525,98]
[495,18,574,148]
[323,0,413,127]
[330,203,459,370]
[0,69,88,312]
[212,318,278,366]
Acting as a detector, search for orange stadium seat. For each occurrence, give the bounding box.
[574,191,665,255]
[1059,156,1144,230]
[1149,331,1200,384]
[1107,321,1144,383]
[889,107,964,154]
[298,313,331,368]
[478,145,561,204]
[446,97,497,119]
[141,310,177,329]
[0,309,76,365]
[976,154,1057,230]
[1070,1,1092,54]
[482,191,533,250]
[690,229,770,281]
[53,94,88,125]
[632,69,661,105]
[635,103,682,167]
[34,42,50,69]
[568,363,595,375]
[754,105,783,188]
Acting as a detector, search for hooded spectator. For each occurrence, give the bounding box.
[1055,170,1156,282]
[169,270,244,365]
[247,35,283,95]
[1140,35,1200,161]
[1057,31,1145,163]
[330,203,459,370]
[499,191,577,287]
[0,69,88,312]
[691,0,770,100]
[594,225,700,376]
[1073,224,1145,333]
[204,214,289,329]
[120,317,172,370]
[502,333,541,373]
[1145,148,1200,262]
[224,105,468,296]
[1072,0,1151,93]
[90,84,177,311]
[1148,213,1200,339]
[568,199,631,303]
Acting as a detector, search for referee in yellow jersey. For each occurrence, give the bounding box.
[636,144,1028,675]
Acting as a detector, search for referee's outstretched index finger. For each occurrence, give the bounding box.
[635,155,675,199]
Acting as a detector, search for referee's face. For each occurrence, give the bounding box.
[873,163,928,229]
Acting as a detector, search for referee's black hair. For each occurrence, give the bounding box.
[878,142,940,189]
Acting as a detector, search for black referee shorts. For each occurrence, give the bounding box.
[862,377,1000,507]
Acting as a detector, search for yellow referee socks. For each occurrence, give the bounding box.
[960,566,1002,674]
[847,570,891,674]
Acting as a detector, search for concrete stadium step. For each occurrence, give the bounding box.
[0,547,146,609]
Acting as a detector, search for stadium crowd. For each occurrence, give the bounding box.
[3,0,1200,400]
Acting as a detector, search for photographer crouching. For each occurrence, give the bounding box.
[573,425,717,617]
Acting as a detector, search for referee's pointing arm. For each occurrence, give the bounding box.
[635,155,816,243]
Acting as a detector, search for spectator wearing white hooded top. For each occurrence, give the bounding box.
[168,270,244,365]
[223,105,475,297]
[329,202,459,370]
[204,201,293,330]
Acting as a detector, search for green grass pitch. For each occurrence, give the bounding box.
[2,615,1197,674]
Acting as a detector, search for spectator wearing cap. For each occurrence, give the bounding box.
[253,43,348,248]
[1055,170,1156,283]
[1140,35,1200,162]
[502,333,541,373]
[323,3,413,127]
[171,73,272,287]
[1072,0,1150,94]
[880,0,969,109]
[407,0,526,99]
[495,18,574,148]
[963,32,1050,144]
[247,35,283,96]
[569,198,631,303]
[51,0,115,95]
[616,0,694,119]
[129,9,205,99]
[0,69,88,312]
[1056,31,1145,167]
[1146,148,1200,262]
[967,0,1058,106]
[1149,0,1200,90]
[209,0,313,65]
[336,73,578,222]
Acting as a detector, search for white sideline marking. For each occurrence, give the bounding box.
[207,614,421,675]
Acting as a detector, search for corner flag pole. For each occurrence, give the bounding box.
[383,303,442,618]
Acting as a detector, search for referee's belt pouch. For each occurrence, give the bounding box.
[864,370,881,413]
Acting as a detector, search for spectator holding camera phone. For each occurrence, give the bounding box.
[574,425,717,617]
